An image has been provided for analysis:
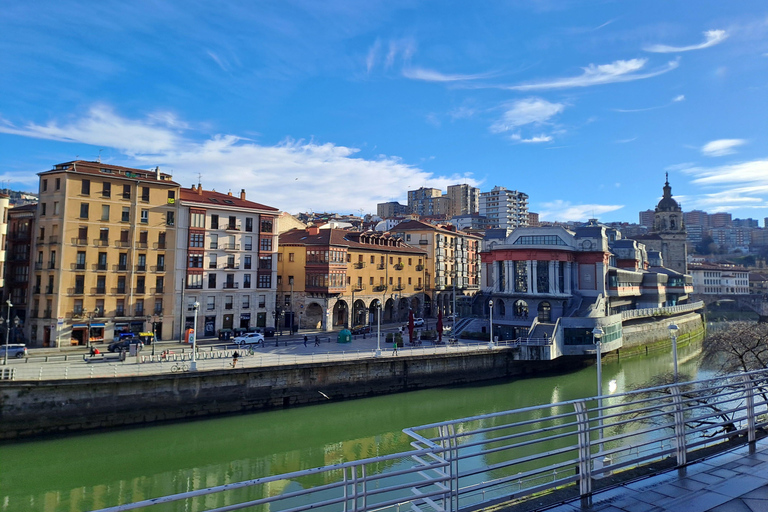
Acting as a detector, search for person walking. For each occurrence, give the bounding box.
[392,339,398,356]
[314,335,320,346]
[232,350,240,368]
[303,335,308,347]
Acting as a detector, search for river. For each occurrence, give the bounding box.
[0,342,703,512]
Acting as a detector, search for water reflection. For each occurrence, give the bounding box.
[1,339,702,511]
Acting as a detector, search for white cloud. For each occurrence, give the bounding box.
[0,107,478,214]
[672,94,685,102]
[490,98,564,133]
[677,159,768,210]
[402,67,494,82]
[511,133,553,143]
[366,39,381,73]
[615,137,637,144]
[645,29,728,53]
[503,58,679,91]
[701,138,746,157]
[537,200,624,222]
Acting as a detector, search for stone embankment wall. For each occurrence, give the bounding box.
[620,312,704,357]
[0,351,563,440]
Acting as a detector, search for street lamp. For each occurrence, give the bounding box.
[375,299,382,357]
[668,324,679,382]
[2,299,11,366]
[488,299,494,349]
[190,301,200,371]
[87,307,99,351]
[593,326,605,463]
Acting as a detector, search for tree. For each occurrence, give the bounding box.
[702,321,768,375]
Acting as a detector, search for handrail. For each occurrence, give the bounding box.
[86,367,768,512]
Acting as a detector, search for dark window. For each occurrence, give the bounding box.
[96,275,106,294]
[122,184,131,199]
[41,203,46,216]
[208,273,217,288]
[211,214,219,229]
[136,276,145,294]
[141,186,150,202]
[190,233,204,247]
[98,252,107,270]
[117,276,126,294]
[245,217,253,232]
[120,230,129,242]
[81,179,90,195]
[139,231,148,243]
[156,276,164,293]
[137,254,146,271]
[121,207,130,222]
[243,274,251,289]
[244,255,252,269]
[79,203,89,219]
[258,274,271,288]
[260,218,273,233]
[167,190,175,203]
[259,256,272,269]
[102,182,111,197]
[260,238,272,251]
[74,275,85,294]
[99,228,109,241]
[76,251,86,270]
[78,226,88,242]
[188,254,203,268]
[156,254,165,271]
[55,178,60,190]
[166,211,175,226]
[157,232,166,249]
[42,179,48,192]
[228,216,237,230]
[118,253,127,271]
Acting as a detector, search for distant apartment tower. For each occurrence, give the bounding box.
[709,212,732,228]
[407,187,451,218]
[377,201,408,218]
[446,184,480,218]
[684,210,709,227]
[479,186,529,230]
[528,212,540,227]
[29,161,179,347]
[639,210,655,227]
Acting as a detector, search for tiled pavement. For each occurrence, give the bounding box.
[545,437,768,512]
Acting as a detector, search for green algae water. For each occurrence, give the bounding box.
[0,342,703,512]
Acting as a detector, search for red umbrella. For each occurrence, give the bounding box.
[408,310,415,344]
[436,311,443,343]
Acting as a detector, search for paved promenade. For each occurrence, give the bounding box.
[545,436,768,512]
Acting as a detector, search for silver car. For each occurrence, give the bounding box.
[0,344,28,359]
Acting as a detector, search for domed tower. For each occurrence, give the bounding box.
[652,174,687,274]
[654,173,684,234]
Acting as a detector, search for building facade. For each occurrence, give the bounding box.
[446,184,480,218]
[479,186,529,230]
[5,203,36,331]
[689,263,750,295]
[28,161,179,347]
[176,185,279,338]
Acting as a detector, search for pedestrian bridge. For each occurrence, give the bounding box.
[92,368,768,512]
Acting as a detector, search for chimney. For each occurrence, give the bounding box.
[240,189,246,200]
[191,184,196,192]
[156,166,161,180]
[307,226,320,236]
[228,190,233,196]
[198,184,203,195]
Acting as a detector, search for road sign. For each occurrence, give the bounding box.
[56,317,64,331]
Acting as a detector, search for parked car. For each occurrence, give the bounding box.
[0,344,27,359]
[233,332,265,346]
[413,318,425,327]
[108,338,143,353]
[351,325,371,334]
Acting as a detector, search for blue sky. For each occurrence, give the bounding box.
[1,1,767,223]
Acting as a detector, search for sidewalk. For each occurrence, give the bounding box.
[543,436,768,512]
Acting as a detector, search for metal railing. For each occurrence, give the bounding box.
[88,367,768,512]
[620,301,704,320]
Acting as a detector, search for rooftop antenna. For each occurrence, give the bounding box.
[98,149,102,163]
[197,173,202,187]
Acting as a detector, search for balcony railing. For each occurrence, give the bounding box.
[92,287,106,295]
[223,282,239,289]
[48,235,59,244]
[135,241,148,249]
[393,284,405,291]
[186,283,203,289]
[152,265,165,272]
[113,287,127,295]
[115,240,131,248]
[95,263,108,271]
[377,264,386,270]
[34,262,43,270]
[224,264,239,269]
[416,264,425,271]
[223,244,241,251]
[73,263,86,270]
[225,223,241,231]
[93,238,109,247]
[414,284,424,290]
[244,244,253,251]
[42,310,51,319]
[353,284,365,292]
[136,265,147,272]
[115,264,128,271]
[353,262,366,269]
[394,263,404,270]
[155,242,167,250]
[151,287,164,294]
[32,286,41,294]
[374,285,387,292]
[71,238,89,246]
[45,286,54,294]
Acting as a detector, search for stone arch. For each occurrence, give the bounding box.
[497,299,507,317]
[514,300,529,319]
[305,302,325,329]
[332,300,348,327]
[351,299,367,327]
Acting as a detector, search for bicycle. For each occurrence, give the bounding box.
[171,362,189,372]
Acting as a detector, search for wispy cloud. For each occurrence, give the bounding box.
[538,200,624,222]
[0,106,478,214]
[511,134,552,143]
[701,139,746,157]
[615,137,637,144]
[206,51,230,72]
[366,38,381,74]
[402,67,495,82]
[366,38,415,73]
[613,94,686,113]
[677,159,768,210]
[645,29,728,53]
[490,97,564,133]
[502,58,679,91]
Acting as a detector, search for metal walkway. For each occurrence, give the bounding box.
[543,436,768,512]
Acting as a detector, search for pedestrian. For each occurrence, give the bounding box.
[392,339,398,356]
[232,350,240,368]
[89,346,96,357]
[314,335,320,346]
[303,335,308,347]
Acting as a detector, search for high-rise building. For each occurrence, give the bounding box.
[446,184,480,218]
[29,161,180,347]
[479,186,529,230]
[407,187,451,218]
[376,201,408,218]
[709,212,732,228]
[684,210,709,227]
[638,210,655,227]
[177,185,280,338]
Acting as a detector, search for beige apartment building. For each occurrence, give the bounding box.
[29,161,179,347]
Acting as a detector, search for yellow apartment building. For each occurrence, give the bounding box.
[277,226,427,331]
[29,161,179,347]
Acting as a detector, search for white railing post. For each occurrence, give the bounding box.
[669,385,687,466]
[739,375,756,443]
[573,401,592,496]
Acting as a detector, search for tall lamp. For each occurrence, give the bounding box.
[2,299,11,366]
[488,299,495,349]
[593,326,605,463]
[375,299,382,357]
[190,302,199,371]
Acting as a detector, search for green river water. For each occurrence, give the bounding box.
[0,342,704,512]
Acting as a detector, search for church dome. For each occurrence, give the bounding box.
[656,174,680,212]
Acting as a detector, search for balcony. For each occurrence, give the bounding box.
[95,263,108,271]
[115,264,128,271]
[115,308,125,317]
[393,284,405,291]
[71,238,89,246]
[37,236,46,245]
[353,262,366,269]
[155,241,166,250]
[186,283,203,289]
[152,265,165,272]
[42,310,52,319]
[151,287,164,294]
[377,264,386,270]
[34,262,43,270]
[244,244,253,251]
[222,243,241,251]
[135,287,146,294]
[414,284,424,290]
[45,286,54,294]
[225,223,241,231]
[32,286,41,294]
[136,265,147,272]
[48,235,59,244]
[224,264,239,270]
[353,284,365,292]
[394,263,404,271]
[416,264,425,271]
[113,287,127,295]
[73,263,86,270]
[135,241,148,249]
[93,238,110,247]
[135,309,145,316]
[92,287,106,295]
[374,285,387,292]
[115,240,131,248]
[223,282,239,289]
[31,309,39,318]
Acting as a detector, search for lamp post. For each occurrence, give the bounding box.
[190,301,199,371]
[375,299,382,357]
[593,326,605,462]
[88,307,99,351]
[668,324,679,382]
[2,300,11,366]
[488,299,494,349]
